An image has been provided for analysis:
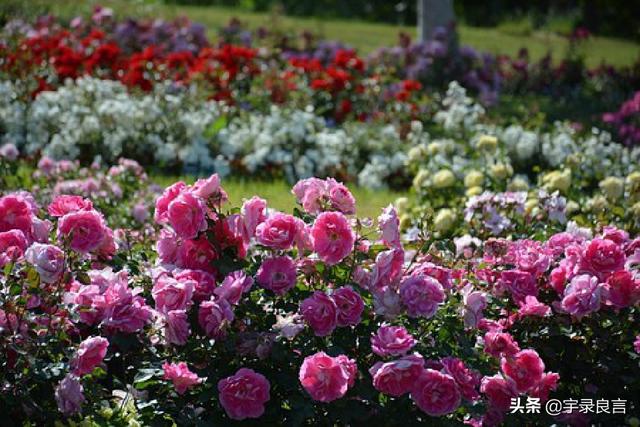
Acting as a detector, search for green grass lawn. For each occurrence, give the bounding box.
[152,176,404,219]
[40,0,640,68]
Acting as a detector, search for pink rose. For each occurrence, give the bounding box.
[411,369,461,416]
[48,195,93,217]
[604,270,640,308]
[327,179,356,214]
[517,295,551,318]
[241,196,267,238]
[218,368,270,420]
[372,287,403,320]
[24,243,64,283]
[529,371,560,402]
[601,225,629,245]
[441,357,481,401]
[369,248,404,290]
[174,269,217,302]
[198,297,234,338]
[152,275,195,314]
[167,192,207,239]
[0,194,33,236]
[156,229,179,265]
[509,239,550,276]
[483,331,520,359]
[412,262,452,290]
[369,353,424,396]
[332,286,364,327]
[31,217,52,243]
[0,143,18,160]
[191,173,222,200]
[399,275,445,318]
[461,284,488,329]
[300,291,338,337]
[299,351,355,402]
[549,266,568,294]
[634,335,640,354]
[480,374,518,411]
[0,229,28,266]
[311,212,355,265]
[164,310,190,346]
[370,324,416,357]
[292,178,327,214]
[545,232,580,257]
[92,281,152,333]
[58,210,108,253]
[72,336,109,376]
[255,212,300,250]
[500,349,545,393]
[215,270,254,305]
[55,374,85,416]
[498,269,538,303]
[255,256,297,295]
[581,238,625,278]
[378,205,401,248]
[154,181,186,224]
[561,274,602,319]
[175,236,217,274]
[163,361,201,395]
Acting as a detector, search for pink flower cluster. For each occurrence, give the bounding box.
[300,287,364,336]
[292,177,356,215]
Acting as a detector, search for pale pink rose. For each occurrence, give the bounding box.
[299,351,354,402]
[332,286,364,327]
[500,349,545,393]
[460,284,488,329]
[378,205,401,248]
[292,178,327,214]
[411,262,452,290]
[310,212,355,265]
[509,239,551,276]
[561,274,602,319]
[441,357,481,401]
[31,217,52,243]
[55,374,85,416]
[218,368,270,420]
[335,355,358,387]
[498,269,538,303]
[483,331,520,359]
[0,143,18,160]
[580,238,625,278]
[132,202,149,223]
[156,229,179,265]
[529,371,560,402]
[411,369,461,416]
[175,236,217,274]
[327,179,356,214]
[273,313,305,340]
[399,274,445,318]
[65,283,101,325]
[370,324,416,357]
[164,310,191,346]
[480,374,518,411]
[604,270,640,308]
[72,336,109,376]
[369,248,404,290]
[154,181,186,224]
[198,297,234,338]
[241,196,267,238]
[300,291,338,337]
[92,281,152,333]
[518,295,551,318]
[174,269,217,302]
[0,229,28,266]
[255,212,300,250]
[24,243,64,283]
[369,353,424,397]
[48,195,93,217]
[634,335,640,354]
[163,361,201,395]
[0,194,33,236]
[191,174,221,200]
[255,256,297,295]
[152,275,194,313]
[57,210,108,253]
[214,271,253,305]
[372,287,403,320]
[167,192,206,239]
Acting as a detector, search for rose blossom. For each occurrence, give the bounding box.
[500,349,545,393]
[215,270,254,304]
[369,353,424,397]
[72,336,109,376]
[483,331,520,358]
[256,256,297,295]
[378,204,401,248]
[0,229,28,266]
[198,297,234,338]
[292,177,327,213]
[561,274,602,318]
[580,238,625,278]
[163,361,201,395]
[152,275,195,313]
[164,310,191,346]
[191,173,225,202]
[167,192,207,239]
[369,248,404,290]
[399,274,445,318]
[218,368,271,420]
[634,335,640,354]
[411,369,461,416]
[480,375,518,411]
[509,239,550,276]
[332,286,364,327]
[518,295,551,318]
[460,284,488,328]
[327,179,356,214]
[498,269,538,303]
[300,291,338,336]
[441,357,481,401]
[156,229,179,264]
[311,212,355,265]
[47,195,93,217]
[57,210,108,253]
[604,270,640,308]
[0,194,33,236]
[23,243,64,283]
[529,371,560,402]
[299,352,356,402]
[175,236,217,274]
[241,196,267,238]
[174,269,217,302]
[55,374,85,416]
[370,324,416,357]
[255,212,300,250]
[154,181,186,224]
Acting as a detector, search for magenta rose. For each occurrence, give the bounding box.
[255,212,300,250]
[634,335,640,354]
[57,210,108,253]
[300,291,338,337]
[191,173,224,202]
[581,238,625,278]
[399,274,445,318]
[370,324,416,357]
[164,310,191,346]
[332,286,364,327]
[48,195,93,217]
[498,269,538,303]
[327,179,356,214]
[441,357,481,401]
[369,353,424,397]
[218,368,271,420]
[163,361,201,395]
[154,181,187,224]
[215,270,254,305]
[604,270,640,308]
[480,374,518,411]
[561,274,602,319]
[198,297,234,339]
[500,349,545,393]
[174,269,217,302]
[483,331,520,359]
[299,351,355,402]
[0,229,28,266]
[411,369,461,416]
[72,336,109,376]
[256,256,297,295]
[175,236,218,274]
[509,239,551,276]
[529,372,560,402]
[311,212,355,265]
[167,192,207,239]
[0,194,33,236]
[156,229,179,265]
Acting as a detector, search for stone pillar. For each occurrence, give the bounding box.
[418,0,455,41]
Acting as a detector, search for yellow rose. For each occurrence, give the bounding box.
[433,169,456,189]
[464,170,484,188]
[508,177,529,191]
[465,186,483,197]
[525,198,538,214]
[490,163,513,180]
[433,208,456,232]
[477,135,498,152]
[542,169,571,193]
[413,169,430,189]
[408,145,426,162]
[566,201,580,214]
[599,176,624,200]
[427,142,442,155]
[588,195,608,213]
[626,171,640,193]
[631,201,640,217]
